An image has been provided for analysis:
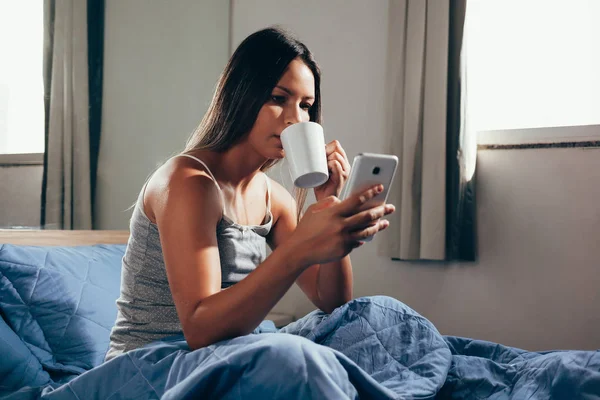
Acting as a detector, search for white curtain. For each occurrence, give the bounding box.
[380,0,474,261]
[42,0,92,230]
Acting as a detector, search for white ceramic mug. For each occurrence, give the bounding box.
[280,122,329,188]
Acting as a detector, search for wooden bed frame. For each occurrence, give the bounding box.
[0,229,130,246]
[0,229,294,327]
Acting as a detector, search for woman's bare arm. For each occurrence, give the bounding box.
[266,180,353,313]
[150,161,308,350]
[150,159,388,349]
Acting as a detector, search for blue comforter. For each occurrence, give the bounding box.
[3,296,600,399]
[1,244,599,399]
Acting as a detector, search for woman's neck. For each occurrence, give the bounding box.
[189,144,266,192]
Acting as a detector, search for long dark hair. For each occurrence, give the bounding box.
[184,26,322,221]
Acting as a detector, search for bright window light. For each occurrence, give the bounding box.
[0,1,44,154]
[465,0,600,132]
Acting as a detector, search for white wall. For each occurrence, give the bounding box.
[232,0,600,351]
[232,0,389,161]
[0,165,42,228]
[96,0,230,229]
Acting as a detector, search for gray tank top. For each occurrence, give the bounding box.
[105,154,273,361]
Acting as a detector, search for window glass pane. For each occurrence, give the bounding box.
[0,1,44,154]
[465,0,600,132]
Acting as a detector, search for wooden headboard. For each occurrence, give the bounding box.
[0,230,130,246]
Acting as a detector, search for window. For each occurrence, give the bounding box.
[0,1,44,155]
[465,0,600,145]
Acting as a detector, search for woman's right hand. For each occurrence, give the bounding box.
[288,184,395,267]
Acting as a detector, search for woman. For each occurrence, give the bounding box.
[105,26,396,395]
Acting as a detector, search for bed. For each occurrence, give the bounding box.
[1,230,599,399]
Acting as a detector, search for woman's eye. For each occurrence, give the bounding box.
[271,95,285,104]
[301,103,313,111]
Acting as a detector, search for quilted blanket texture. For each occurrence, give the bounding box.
[1,244,599,399]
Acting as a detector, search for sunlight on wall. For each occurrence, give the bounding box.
[0,1,44,154]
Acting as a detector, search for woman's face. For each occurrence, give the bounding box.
[247,57,316,159]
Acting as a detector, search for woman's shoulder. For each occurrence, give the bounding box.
[160,153,218,182]
[143,154,223,224]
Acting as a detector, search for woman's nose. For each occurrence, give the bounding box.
[284,105,303,125]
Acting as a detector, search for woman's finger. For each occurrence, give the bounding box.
[344,204,388,229]
[325,140,349,163]
[328,152,351,177]
[335,184,383,217]
[334,143,350,173]
[351,240,365,249]
[327,140,348,160]
[327,160,344,185]
[348,219,390,241]
[324,140,340,156]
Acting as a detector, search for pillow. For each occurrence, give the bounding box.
[0,243,126,375]
[0,314,51,391]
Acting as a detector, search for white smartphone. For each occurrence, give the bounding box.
[339,153,399,242]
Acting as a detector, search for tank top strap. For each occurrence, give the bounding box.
[264,173,272,212]
[176,154,226,211]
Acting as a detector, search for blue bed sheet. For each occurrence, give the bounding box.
[439,336,600,399]
[2,296,599,399]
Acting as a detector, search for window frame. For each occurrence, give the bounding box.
[477,125,600,150]
[0,153,44,166]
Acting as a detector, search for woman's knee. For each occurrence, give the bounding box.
[256,334,307,355]
[346,295,408,312]
[339,295,425,327]
[249,334,356,398]
[253,333,329,369]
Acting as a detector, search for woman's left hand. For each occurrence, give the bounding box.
[314,140,351,201]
